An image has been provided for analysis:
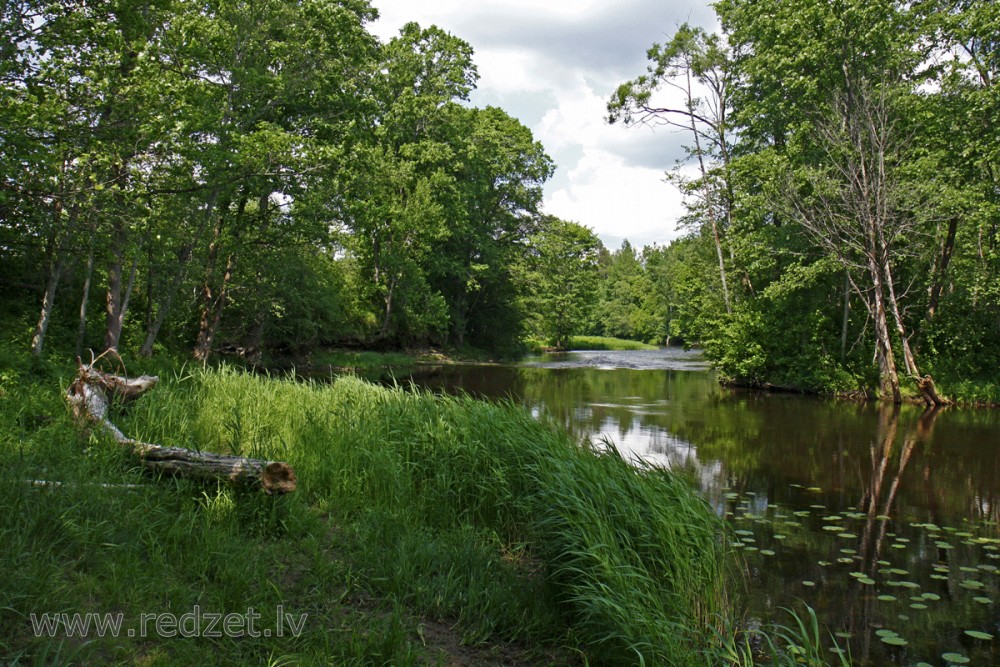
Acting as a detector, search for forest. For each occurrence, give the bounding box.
[2,0,999,404]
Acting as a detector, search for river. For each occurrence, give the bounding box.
[385,348,1000,666]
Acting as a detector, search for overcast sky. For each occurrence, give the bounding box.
[368,0,718,250]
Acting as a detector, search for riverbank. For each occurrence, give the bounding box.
[1,348,741,665]
[719,373,1000,409]
[525,335,660,353]
[265,335,659,376]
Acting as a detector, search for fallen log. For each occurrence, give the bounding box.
[66,362,296,494]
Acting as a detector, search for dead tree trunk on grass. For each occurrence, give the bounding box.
[66,362,296,494]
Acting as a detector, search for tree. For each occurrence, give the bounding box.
[522,217,602,350]
[783,82,950,404]
[608,24,735,314]
[591,241,663,343]
[433,105,554,350]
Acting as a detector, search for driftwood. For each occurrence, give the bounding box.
[66,362,296,494]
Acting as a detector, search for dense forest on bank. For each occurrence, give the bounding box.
[2,0,999,403]
[608,0,1000,403]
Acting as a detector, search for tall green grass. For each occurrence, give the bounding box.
[113,365,732,663]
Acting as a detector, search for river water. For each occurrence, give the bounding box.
[385,348,1000,665]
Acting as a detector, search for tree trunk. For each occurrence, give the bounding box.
[66,363,296,494]
[141,242,193,356]
[193,195,242,362]
[193,253,235,362]
[104,220,128,351]
[868,254,901,404]
[76,245,95,357]
[685,67,731,314]
[31,252,67,358]
[378,279,396,341]
[883,253,948,406]
[926,216,958,321]
[31,202,79,357]
[881,255,919,378]
[141,188,220,356]
[840,269,850,363]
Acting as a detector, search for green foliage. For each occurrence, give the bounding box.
[590,241,666,344]
[704,259,864,392]
[521,217,602,350]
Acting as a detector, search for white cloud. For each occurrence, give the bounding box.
[368,0,717,248]
[544,147,684,249]
[532,74,690,247]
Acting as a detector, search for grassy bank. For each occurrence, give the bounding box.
[525,336,660,353]
[568,336,659,351]
[2,351,738,665]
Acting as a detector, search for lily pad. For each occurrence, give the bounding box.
[964,630,993,640]
[973,596,992,604]
[877,594,896,601]
[881,636,908,646]
[942,652,970,664]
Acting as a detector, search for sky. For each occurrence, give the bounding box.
[368,0,718,250]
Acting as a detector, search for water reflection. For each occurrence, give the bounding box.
[390,350,1000,666]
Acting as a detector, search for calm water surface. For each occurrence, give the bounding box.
[386,348,1000,665]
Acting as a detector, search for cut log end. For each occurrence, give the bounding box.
[262,461,297,494]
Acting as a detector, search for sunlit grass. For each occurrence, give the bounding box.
[567,335,659,351]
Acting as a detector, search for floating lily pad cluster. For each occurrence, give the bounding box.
[721,484,1000,665]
